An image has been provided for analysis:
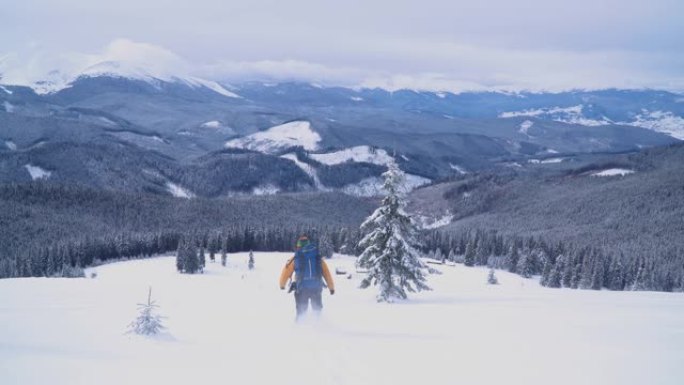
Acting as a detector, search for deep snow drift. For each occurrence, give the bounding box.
[1,253,683,385]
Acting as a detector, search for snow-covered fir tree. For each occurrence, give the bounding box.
[176,237,200,274]
[128,287,165,336]
[248,250,255,270]
[198,246,206,273]
[356,163,431,302]
[464,239,476,267]
[487,268,499,285]
[319,233,334,259]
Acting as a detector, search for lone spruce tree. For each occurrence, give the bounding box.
[356,163,430,302]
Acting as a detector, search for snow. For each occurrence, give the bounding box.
[5,141,17,151]
[449,163,468,174]
[3,101,15,113]
[592,168,635,177]
[501,106,684,140]
[350,96,364,102]
[500,105,612,126]
[518,120,534,135]
[528,158,565,164]
[1,254,683,385]
[225,121,321,154]
[435,92,447,98]
[24,164,51,180]
[418,213,454,229]
[20,60,241,98]
[310,145,394,166]
[200,120,221,128]
[98,117,117,126]
[280,153,323,188]
[342,174,430,197]
[184,77,241,98]
[252,184,280,195]
[0,85,13,94]
[623,110,684,140]
[165,182,195,198]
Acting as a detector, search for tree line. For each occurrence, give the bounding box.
[425,229,684,292]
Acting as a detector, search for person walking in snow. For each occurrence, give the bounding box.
[279,235,335,319]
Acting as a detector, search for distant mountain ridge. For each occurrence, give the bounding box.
[0,73,681,197]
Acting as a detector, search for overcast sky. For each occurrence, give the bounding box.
[1,0,683,92]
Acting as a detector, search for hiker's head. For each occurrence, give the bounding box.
[296,235,310,250]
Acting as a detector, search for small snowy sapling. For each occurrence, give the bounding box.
[128,287,165,336]
[487,268,499,285]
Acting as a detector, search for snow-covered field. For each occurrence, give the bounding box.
[1,253,683,385]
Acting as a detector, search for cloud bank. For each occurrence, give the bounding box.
[1,0,683,92]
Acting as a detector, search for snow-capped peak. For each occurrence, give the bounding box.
[5,59,239,98]
[225,121,321,154]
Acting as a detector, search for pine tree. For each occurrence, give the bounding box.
[464,239,476,267]
[546,255,564,288]
[356,163,431,302]
[507,244,520,273]
[198,246,206,273]
[128,287,165,336]
[221,250,227,267]
[516,252,533,278]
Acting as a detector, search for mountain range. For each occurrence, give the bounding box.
[1,63,682,199]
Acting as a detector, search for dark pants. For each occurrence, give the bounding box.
[294,287,322,318]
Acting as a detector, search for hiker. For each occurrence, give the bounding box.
[279,235,335,319]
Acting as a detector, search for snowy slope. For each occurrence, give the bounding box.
[280,153,323,189]
[342,174,430,197]
[24,164,51,180]
[165,182,195,198]
[501,105,684,140]
[310,145,394,166]
[225,121,321,154]
[1,254,683,385]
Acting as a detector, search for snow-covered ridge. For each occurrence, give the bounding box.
[501,105,684,140]
[24,164,51,180]
[310,145,394,166]
[591,168,635,177]
[225,121,321,154]
[627,110,684,140]
[500,105,612,126]
[18,60,241,98]
[0,85,12,94]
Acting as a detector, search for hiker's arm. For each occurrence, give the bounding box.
[279,258,295,289]
[321,260,335,292]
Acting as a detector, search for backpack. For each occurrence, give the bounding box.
[294,243,323,290]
